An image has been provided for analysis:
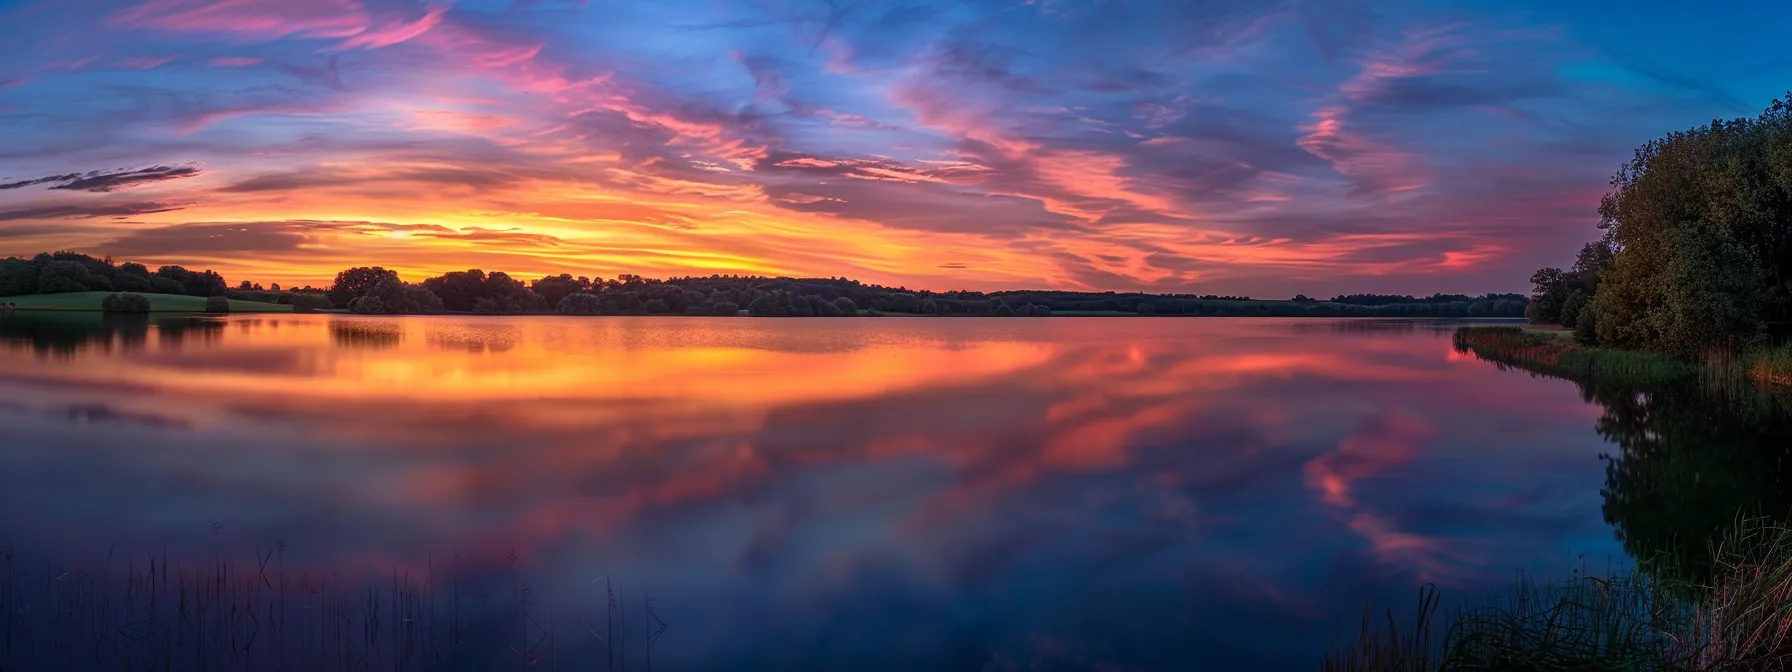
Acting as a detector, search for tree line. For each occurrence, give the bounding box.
[1528,94,1792,355]
[1,250,1528,318]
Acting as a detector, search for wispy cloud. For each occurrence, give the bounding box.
[0,0,1777,294]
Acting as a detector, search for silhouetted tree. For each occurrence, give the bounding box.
[204,296,230,314]
[557,292,603,315]
[1560,290,1588,329]
[532,274,590,308]
[330,267,399,306]
[348,295,387,315]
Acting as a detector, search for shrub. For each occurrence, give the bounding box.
[204,296,231,314]
[1573,299,1599,345]
[292,293,333,313]
[101,292,151,313]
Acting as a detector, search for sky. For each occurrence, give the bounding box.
[0,0,1786,296]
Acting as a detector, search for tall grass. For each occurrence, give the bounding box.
[1452,327,1697,387]
[1325,521,1792,671]
[0,545,658,671]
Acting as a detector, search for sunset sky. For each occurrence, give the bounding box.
[0,0,1785,296]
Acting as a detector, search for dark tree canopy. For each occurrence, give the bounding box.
[421,269,545,313]
[0,252,229,299]
[329,267,400,305]
[1570,95,1792,354]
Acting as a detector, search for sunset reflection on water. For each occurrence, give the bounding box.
[0,315,1619,669]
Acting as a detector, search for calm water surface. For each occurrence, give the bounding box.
[0,315,1632,669]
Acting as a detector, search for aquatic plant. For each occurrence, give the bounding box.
[1326,521,1792,671]
[0,545,663,671]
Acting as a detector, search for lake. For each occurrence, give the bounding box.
[0,314,1649,669]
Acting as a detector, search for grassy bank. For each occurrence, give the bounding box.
[1452,326,1698,387]
[3,291,290,312]
[1326,523,1792,671]
[1454,325,1792,392]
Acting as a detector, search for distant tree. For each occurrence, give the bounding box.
[995,302,1016,316]
[531,274,589,309]
[117,262,150,279]
[101,292,151,313]
[1560,290,1588,329]
[355,277,444,315]
[832,296,857,316]
[348,295,387,315]
[1527,268,1575,324]
[1291,294,1316,304]
[330,267,400,305]
[709,300,740,316]
[149,277,185,295]
[155,265,227,297]
[1137,302,1156,315]
[921,300,938,315]
[0,258,39,296]
[270,282,281,292]
[39,261,103,293]
[112,273,149,292]
[643,298,671,314]
[557,292,603,315]
[204,296,231,314]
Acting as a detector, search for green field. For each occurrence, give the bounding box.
[2,292,291,313]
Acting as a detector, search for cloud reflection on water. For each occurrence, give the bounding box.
[0,314,1618,668]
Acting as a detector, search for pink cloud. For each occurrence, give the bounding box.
[117,56,178,70]
[111,0,369,41]
[208,56,265,68]
[1297,105,1426,197]
[331,2,452,51]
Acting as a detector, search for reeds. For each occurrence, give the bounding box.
[1325,521,1792,671]
[0,545,659,671]
[1453,327,1698,387]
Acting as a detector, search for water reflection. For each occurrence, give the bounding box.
[1588,381,1792,587]
[0,314,1625,669]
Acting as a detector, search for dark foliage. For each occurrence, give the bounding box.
[329,266,399,306]
[203,296,230,314]
[0,251,229,298]
[100,292,150,313]
[1561,94,1792,355]
[291,293,334,313]
[420,269,545,313]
